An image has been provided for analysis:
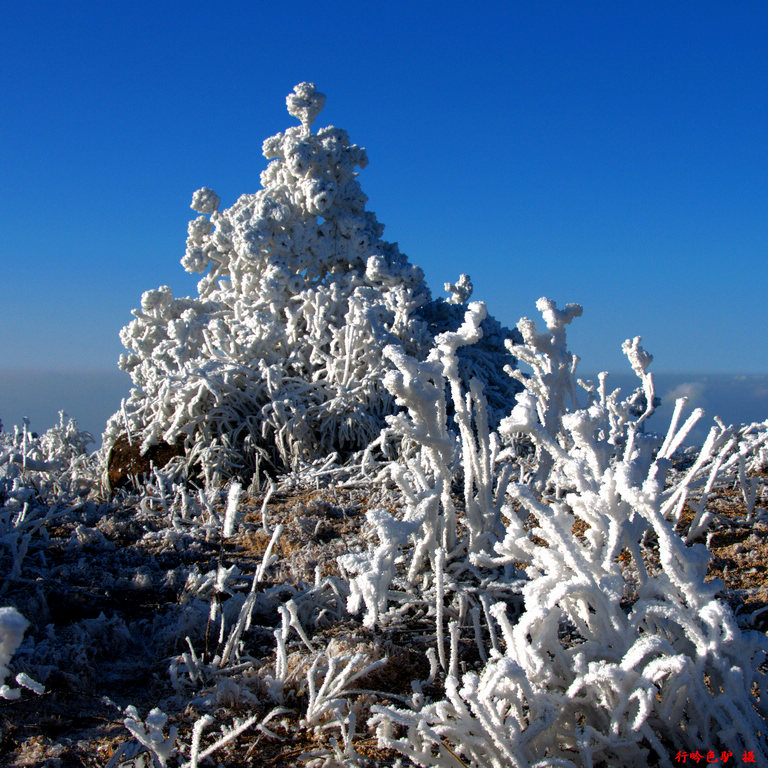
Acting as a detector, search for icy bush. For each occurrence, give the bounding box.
[105,83,519,484]
[0,412,96,504]
[340,300,520,634]
[0,414,98,584]
[365,298,768,767]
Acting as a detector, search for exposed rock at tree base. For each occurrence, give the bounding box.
[106,434,185,490]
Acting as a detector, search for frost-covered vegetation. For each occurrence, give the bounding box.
[105,82,518,484]
[2,85,768,767]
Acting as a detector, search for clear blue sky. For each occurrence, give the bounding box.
[2,1,767,377]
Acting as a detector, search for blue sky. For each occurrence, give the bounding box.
[1,1,767,389]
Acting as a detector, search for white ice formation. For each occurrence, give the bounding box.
[364,298,768,767]
[104,83,519,483]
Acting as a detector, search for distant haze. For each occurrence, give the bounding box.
[0,370,130,447]
[1,369,765,450]
[583,372,768,446]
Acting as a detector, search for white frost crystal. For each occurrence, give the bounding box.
[105,84,518,482]
[190,187,220,215]
[0,607,41,700]
[444,273,473,305]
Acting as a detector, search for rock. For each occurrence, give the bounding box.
[106,434,185,491]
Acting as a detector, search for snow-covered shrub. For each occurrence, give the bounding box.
[340,300,514,635]
[744,420,768,473]
[105,83,519,484]
[366,298,768,767]
[0,413,96,503]
[0,413,98,586]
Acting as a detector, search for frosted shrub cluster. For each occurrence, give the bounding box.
[0,413,95,502]
[105,83,518,483]
[0,414,97,584]
[360,298,768,767]
[0,421,87,704]
[3,83,768,767]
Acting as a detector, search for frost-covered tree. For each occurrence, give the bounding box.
[104,83,519,484]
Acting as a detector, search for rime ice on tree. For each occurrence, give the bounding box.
[105,83,519,483]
